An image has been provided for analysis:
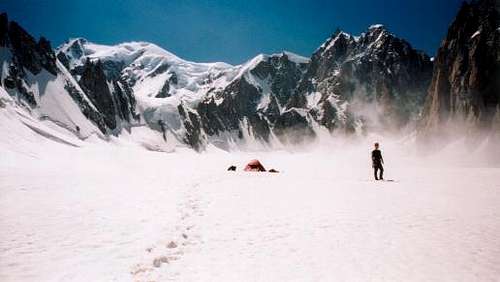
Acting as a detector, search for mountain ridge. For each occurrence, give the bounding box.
[5,4,494,151]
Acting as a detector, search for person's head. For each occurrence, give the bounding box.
[374,142,379,149]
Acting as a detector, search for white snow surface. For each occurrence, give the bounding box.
[1,105,500,282]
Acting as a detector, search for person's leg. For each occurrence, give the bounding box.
[379,165,384,180]
[374,166,379,180]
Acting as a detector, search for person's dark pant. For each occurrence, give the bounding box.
[373,164,384,180]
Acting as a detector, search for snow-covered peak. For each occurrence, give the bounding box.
[56,38,239,101]
[58,37,88,52]
[57,38,186,69]
[58,38,234,69]
[278,51,310,64]
[238,51,307,68]
[316,30,355,53]
[369,24,385,30]
[232,51,308,82]
[365,24,393,41]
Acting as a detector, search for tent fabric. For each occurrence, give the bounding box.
[244,159,266,172]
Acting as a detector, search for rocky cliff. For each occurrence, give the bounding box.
[419,0,500,137]
[78,58,139,131]
[296,26,433,133]
[0,13,109,136]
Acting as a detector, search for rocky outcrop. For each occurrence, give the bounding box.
[63,81,108,133]
[112,79,139,123]
[197,76,271,141]
[79,59,118,129]
[297,26,433,132]
[0,13,142,138]
[177,103,204,150]
[419,0,500,135]
[78,59,139,131]
[0,13,57,106]
[196,53,308,144]
[0,13,58,76]
[0,13,113,137]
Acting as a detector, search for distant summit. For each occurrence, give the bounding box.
[4,2,497,151]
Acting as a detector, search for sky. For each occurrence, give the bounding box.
[1,0,463,65]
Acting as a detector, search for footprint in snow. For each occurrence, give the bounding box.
[152,256,169,268]
[130,263,152,275]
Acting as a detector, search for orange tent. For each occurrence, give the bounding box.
[244,159,266,172]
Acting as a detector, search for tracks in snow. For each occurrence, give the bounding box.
[130,177,215,281]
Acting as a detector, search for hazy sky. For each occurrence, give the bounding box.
[1,0,463,64]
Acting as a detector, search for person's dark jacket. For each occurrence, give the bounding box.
[372,149,383,167]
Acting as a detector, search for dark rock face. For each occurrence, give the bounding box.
[255,53,306,107]
[420,0,500,133]
[79,59,118,130]
[64,82,108,133]
[198,77,268,140]
[178,103,204,151]
[54,38,139,133]
[112,79,139,123]
[0,14,128,136]
[196,53,308,144]
[78,59,139,131]
[0,13,58,76]
[0,13,59,106]
[299,26,433,131]
[3,63,37,107]
[155,80,170,98]
[189,28,433,148]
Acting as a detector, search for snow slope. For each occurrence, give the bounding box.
[0,46,103,139]
[57,39,309,103]
[1,119,499,281]
[56,39,311,149]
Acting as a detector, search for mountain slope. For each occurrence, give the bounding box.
[196,52,310,147]
[419,0,500,139]
[0,13,106,138]
[1,11,439,151]
[57,38,235,100]
[57,38,312,149]
[296,25,433,133]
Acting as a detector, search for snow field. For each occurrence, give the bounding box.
[1,131,500,281]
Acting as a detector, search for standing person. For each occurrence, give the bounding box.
[371,142,384,180]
